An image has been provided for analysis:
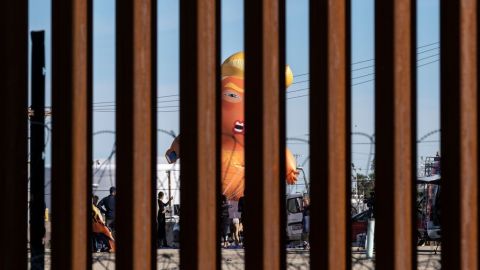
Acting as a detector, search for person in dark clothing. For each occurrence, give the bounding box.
[237,196,244,218]
[97,187,116,233]
[237,196,245,247]
[157,191,173,248]
[302,197,310,249]
[220,195,231,248]
[364,191,375,218]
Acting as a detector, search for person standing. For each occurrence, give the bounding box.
[92,196,115,252]
[231,213,241,247]
[158,191,173,248]
[302,197,310,250]
[97,187,116,234]
[220,195,231,248]
[237,196,246,247]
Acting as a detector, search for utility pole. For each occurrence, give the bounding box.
[30,30,46,268]
[167,170,172,211]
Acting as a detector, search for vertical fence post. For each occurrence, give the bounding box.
[51,0,92,268]
[309,0,350,269]
[244,0,285,269]
[441,0,478,269]
[0,1,29,269]
[374,0,416,269]
[115,0,154,268]
[179,0,219,269]
[30,31,46,269]
[150,0,157,268]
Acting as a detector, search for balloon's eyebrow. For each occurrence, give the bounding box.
[223,82,244,93]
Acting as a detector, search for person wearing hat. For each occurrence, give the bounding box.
[98,186,116,234]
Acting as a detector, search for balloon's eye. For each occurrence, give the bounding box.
[223,89,242,103]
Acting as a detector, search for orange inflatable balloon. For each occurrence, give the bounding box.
[165,52,298,200]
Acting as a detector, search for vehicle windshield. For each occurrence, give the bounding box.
[287,197,303,213]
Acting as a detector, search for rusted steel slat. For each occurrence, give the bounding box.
[0,1,28,269]
[150,0,158,268]
[411,0,418,267]
[116,0,154,268]
[86,0,94,265]
[309,0,349,269]
[179,0,218,268]
[30,30,46,270]
[278,0,287,269]
[51,0,91,268]
[375,0,415,269]
[215,2,222,270]
[441,0,478,269]
[244,0,283,269]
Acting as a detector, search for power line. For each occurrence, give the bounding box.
[417,53,439,62]
[350,79,375,87]
[292,79,309,85]
[93,94,179,105]
[289,46,440,88]
[287,56,439,98]
[352,72,375,80]
[94,110,180,113]
[88,42,441,105]
[416,41,439,49]
[417,46,440,54]
[417,59,439,68]
[352,65,374,72]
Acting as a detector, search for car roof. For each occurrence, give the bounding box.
[417,174,441,184]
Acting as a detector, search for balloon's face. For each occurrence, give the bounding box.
[222,76,245,137]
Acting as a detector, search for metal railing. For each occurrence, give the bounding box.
[1,0,478,269]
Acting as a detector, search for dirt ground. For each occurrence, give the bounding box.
[33,246,441,270]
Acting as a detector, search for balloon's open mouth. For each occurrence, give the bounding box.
[233,120,244,134]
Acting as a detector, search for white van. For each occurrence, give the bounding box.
[286,194,305,241]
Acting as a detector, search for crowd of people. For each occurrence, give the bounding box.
[219,195,310,250]
[220,195,243,248]
[91,187,311,252]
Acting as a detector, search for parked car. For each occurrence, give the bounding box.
[351,209,372,246]
[351,175,442,247]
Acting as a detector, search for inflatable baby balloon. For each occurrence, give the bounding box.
[166,52,298,200]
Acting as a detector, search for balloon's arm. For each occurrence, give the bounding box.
[165,136,180,164]
[286,148,299,184]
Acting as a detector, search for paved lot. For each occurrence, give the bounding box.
[34,246,441,269]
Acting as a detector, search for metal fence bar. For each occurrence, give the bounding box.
[0,1,29,269]
[244,0,284,269]
[51,0,92,268]
[309,0,350,269]
[278,1,287,269]
[215,2,222,270]
[30,31,46,269]
[374,0,416,269]
[150,0,158,268]
[115,0,154,268]
[179,0,219,268]
[441,0,478,269]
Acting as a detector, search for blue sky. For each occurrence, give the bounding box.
[29,0,441,181]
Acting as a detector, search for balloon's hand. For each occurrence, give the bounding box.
[286,169,299,185]
[165,149,178,164]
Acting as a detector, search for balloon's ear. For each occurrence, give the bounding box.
[285,65,293,88]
